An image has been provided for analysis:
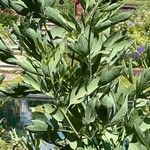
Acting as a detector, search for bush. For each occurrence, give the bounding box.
[0,0,150,149]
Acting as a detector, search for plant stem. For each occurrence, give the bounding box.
[88,27,92,78]
[87,126,99,150]
[63,112,80,138]
[87,2,101,78]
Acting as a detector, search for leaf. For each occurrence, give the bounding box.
[44,104,64,122]
[134,124,150,149]
[8,57,42,75]
[25,28,37,40]
[103,3,121,12]
[110,12,132,24]
[44,0,56,7]
[22,73,41,91]
[101,94,116,112]
[52,109,64,122]
[80,0,86,10]
[0,0,9,7]
[0,39,14,62]
[26,120,48,132]
[69,77,100,106]
[128,60,134,83]
[69,141,77,150]
[11,1,27,14]
[51,26,66,39]
[99,66,123,86]
[48,43,65,74]
[126,109,143,130]
[103,31,123,47]
[0,118,3,124]
[83,98,97,124]
[104,131,118,144]
[44,104,56,114]
[94,20,112,32]
[12,23,22,37]
[45,7,74,31]
[90,33,103,58]
[136,68,150,92]
[128,142,147,150]
[136,99,148,108]
[0,74,5,85]
[107,94,128,126]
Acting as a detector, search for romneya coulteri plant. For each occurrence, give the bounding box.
[0,0,149,149]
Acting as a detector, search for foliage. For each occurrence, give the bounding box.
[0,9,18,27]
[55,0,74,14]
[114,1,150,46]
[0,8,18,39]
[0,0,150,150]
[128,8,150,46]
[129,44,150,68]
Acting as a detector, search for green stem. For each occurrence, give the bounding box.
[85,1,101,25]
[63,112,80,138]
[87,126,99,150]
[88,26,92,78]
[87,1,101,78]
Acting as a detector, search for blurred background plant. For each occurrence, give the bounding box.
[0,7,18,38]
[128,4,150,46]
[114,0,150,46]
[55,0,74,14]
[114,0,150,68]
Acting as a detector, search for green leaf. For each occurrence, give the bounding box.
[22,73,41,91]
[83,98,97,124]
[48,43,65,74]
[0,118,3,124]
[25,28,37,40]
[134,124,150,149]
[12,23,22,37]
[136,67,150,92]
[0,0,9,7]
[110,12,132,24]
[103,31,123,48]
[51,26,66,39]
[10,57,37,74]
[107,94,128,126]
[26,120,48,132]
[101,94,116,111]
[44,104,56,114]
[103,3,121,12]
[0,39,14,63]
[80,0,86,10]
[44,0,56,7]
[128,60,134,83]
[94,20,112,32]
[45,7,74,31]
[44,104,64,122]
[99,66,123,86]
[11,1,27,14]
[69,141,77,149]
[69,77,100,106]
[129,142,147,150]
[90,33,103,58]
[126,109,143,130]
[0,74,5,85]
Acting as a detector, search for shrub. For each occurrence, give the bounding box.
[0,0,149,149]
